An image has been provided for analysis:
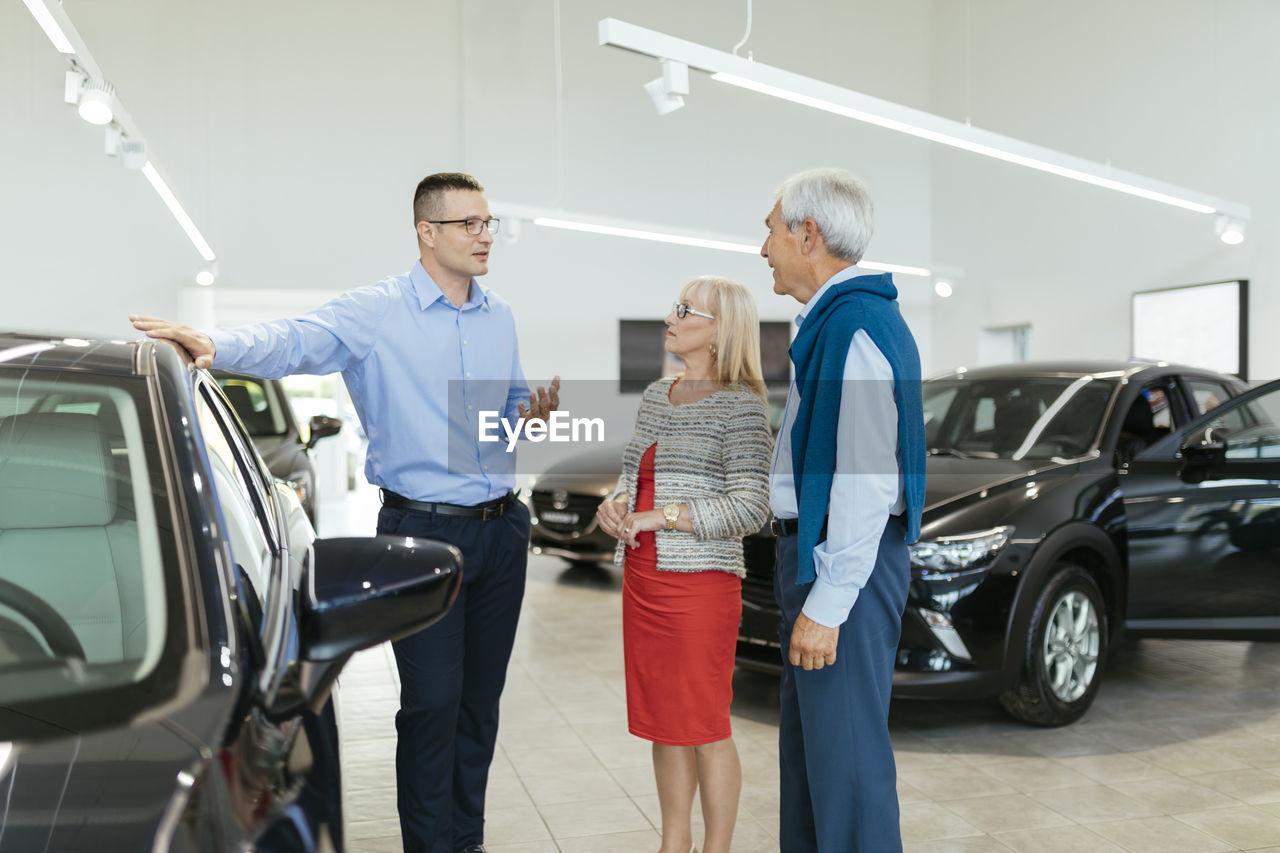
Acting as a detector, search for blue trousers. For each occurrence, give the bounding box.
[377,501,530,853]
[774,517,908,853]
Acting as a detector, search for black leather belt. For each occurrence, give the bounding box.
[380,488,517,520]
[771,514,903,537]
[771,517,811,537]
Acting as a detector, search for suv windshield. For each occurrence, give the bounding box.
[0,369,170,708]
[214,372,290,437]
[925,376,1117,460]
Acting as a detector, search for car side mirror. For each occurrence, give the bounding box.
[1178,426,1228,484]
[305,414,343,450]
[269,535,461,718]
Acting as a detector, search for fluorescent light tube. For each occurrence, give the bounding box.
[533,217,759,254]
[711,72,1214,214]
[22,0,75,54]
[525,213,929,276]
[141,162,216,261]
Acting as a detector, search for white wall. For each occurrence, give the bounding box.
[928,0,1276,379]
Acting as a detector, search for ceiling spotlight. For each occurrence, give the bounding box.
[120,138,147,170]
[934,280,954,298]
[195,262,217,287]
[643,58,688,115]
[76,78,115,125]
[1215,215,1245,245]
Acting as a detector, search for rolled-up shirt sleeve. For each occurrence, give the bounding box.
[209,285,387,378]
[802,330,902,628]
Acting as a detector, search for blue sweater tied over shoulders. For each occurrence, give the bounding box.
[788,273,926,583]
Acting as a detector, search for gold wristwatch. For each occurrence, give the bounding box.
[662,503,680,530]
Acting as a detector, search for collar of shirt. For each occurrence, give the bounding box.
[794,264,862,328]
[409,260,491,313]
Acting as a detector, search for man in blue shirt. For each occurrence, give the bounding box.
[761,168,925,852]
[133,172,558,853]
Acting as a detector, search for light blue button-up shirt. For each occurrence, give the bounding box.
[210,261,530,504]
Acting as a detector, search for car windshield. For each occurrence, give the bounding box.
[0,368,170,707]
[924,375,1117,460]
[214,373,290,437]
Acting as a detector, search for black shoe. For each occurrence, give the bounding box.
[459,846,487,853]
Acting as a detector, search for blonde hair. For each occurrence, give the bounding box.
[681,275,767,403]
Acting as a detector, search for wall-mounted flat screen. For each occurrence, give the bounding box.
[619,320,792,393]
[1131,279,1248,379]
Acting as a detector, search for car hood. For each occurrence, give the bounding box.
[531,443,626,493]
[924,455,1072,509]
[0,720,203,851]
[527,444,1078,511]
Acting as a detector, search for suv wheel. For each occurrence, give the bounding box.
[1000,563,1106,726]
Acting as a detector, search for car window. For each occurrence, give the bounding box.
[1186,380,1231,416]
[1186,379,1249,434]
[1218,385,1280,460]
[215,374,290,437]
[926,376,1116,460]
[196,387,275,616]
[0,371,169,705]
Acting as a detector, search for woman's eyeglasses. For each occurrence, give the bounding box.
[671,302,715,321]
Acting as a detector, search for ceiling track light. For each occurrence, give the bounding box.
[598,18,1251,235]
[76,78,115,125]
[28,0,217,267]
[195,262,218,287]
[1215,215,1246,246]
[644,58,688,115]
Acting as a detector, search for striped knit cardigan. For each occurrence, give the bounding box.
[611,377,773,576]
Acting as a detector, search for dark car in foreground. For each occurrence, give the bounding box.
[213,370,343,524]
[0,332,461,851]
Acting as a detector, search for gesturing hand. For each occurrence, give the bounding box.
[518,375,561,422]
[130,315,216,369]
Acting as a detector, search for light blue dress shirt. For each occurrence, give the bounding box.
[209,261,530,505]
[770,266,906,628]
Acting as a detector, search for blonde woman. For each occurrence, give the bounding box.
[597,276,772,853]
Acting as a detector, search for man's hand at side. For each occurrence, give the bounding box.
[789,612,839,671]
[130,315,216,369]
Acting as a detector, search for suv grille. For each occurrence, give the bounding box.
[530,490,602,535]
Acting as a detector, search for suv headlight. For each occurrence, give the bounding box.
[910,526,1013,574]
[286,469,313,506]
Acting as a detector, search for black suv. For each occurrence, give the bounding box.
[737,360,1280,725]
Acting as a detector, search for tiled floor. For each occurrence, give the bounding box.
[322,487,1280,852]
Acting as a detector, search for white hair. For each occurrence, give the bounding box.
[775,168,874,263]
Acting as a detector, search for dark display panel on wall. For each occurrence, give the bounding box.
[1131,279,1248,380]
[619,320,792,393]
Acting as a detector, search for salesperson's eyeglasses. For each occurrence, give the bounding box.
[671,301,715,321]
[428,218,501,236]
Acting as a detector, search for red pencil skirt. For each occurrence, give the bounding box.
[623,444,742,746]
